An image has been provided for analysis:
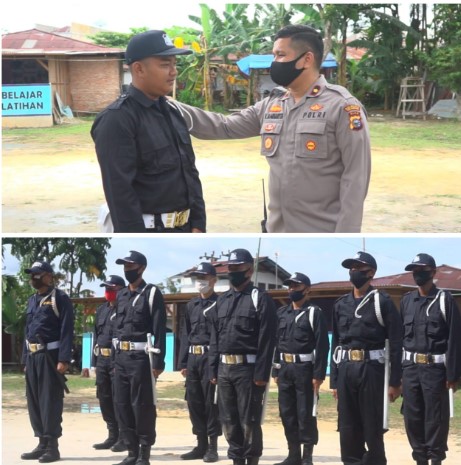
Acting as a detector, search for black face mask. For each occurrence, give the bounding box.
[413,270,433,287]
[289,290,306,303]
[124,267,141,284]
[349,270,371,289]
[31,278,45,290]
[270,52,306,87]
[228,269,250,288]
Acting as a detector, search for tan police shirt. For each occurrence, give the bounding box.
[176,75,371,233]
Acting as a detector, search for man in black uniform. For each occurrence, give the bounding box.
[92,30,206,233]
[209,249,277,465]
[330,251,402,465]
[113,251,166,465]
[400,253,461,465]
[92,275,126,452]
[273,272,329,465]
[179,262,222,462]
[21,261,74,463]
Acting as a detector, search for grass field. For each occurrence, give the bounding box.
[2,116,461,233]
[3,372,461,441]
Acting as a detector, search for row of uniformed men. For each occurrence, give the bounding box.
[21,249,460,465]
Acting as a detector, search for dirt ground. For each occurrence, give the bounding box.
[3,372,461,465]
[2,119,461,233]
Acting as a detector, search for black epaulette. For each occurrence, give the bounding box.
[108,93,129,110]
[270,86,287,98]
[335,293,349,304]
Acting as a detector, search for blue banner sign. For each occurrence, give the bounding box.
[2,84,52,116]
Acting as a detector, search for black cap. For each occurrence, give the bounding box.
[116,250,147,266]
[228,249,254,265]
[189,262,217,277]
[25,261,53,274]
[125,30,193,64]
[405,253,436,271]
[100,275,126,288]
[342,251,377,270]
[283,272,311,286]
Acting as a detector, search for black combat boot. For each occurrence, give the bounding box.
[274,442,302,465]
[115,447,139,465]
[431,461,442,465]
[180,435,208,460]
[416,461,428,465]
[93,428,118,449]
[135,445,151,465]
[247,458,259,465]
[203,436,219,463]
[111,438,128,452]
[38,438,60,463]
[21,438,48,460]
[301,445,313,465]
[233,459,245,465]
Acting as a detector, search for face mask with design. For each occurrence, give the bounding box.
[413,270,433,287]
[270,52,306,87]
[228,269,251,288]
[349,270,371,289]
[195,279,211,294]
[124,267,141,284]
[105,289,118,302]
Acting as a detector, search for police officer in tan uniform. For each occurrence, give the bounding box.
[175,25,371,233]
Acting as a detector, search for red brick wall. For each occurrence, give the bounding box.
[69,57,122,112]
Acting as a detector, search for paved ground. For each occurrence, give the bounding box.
[3,372,461,464]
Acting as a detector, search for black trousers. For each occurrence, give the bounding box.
[277,362,318,446]
[25,349,64,439]
[402,363,449,462]
[218,363,265,460]
[186,353,221,437]
[337,361,386,465]
[114,351,156,448]
[96,354,119,432]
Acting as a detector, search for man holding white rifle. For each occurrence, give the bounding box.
[272,273,329,465]
[400,253,461,465]
[330,252,402,465]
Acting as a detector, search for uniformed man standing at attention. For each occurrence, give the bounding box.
[92,275,126,453]
[179,262,222,462]
[273,273,329,465]
[208,249,277,465]
[21,261,74,463]
[92,30,206,233]
[330,252,402,465]
[176,24,371,233]
[400,253,461,465]
[113,251,166,465]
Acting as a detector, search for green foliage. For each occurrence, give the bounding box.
[177,88,205,107]
[89,27,148,48]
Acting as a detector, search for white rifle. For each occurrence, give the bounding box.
[383,339,390,430]
[146,333,161,405]
[449,388,454,418]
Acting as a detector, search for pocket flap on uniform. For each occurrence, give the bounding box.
[260,121,283,135]
[296,121,326,135]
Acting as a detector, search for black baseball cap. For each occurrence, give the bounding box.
[100,275,126,288]
[228,249,254,265]
[283,272,311,286]
[25,261,53,274]
[342,251,377,270]
[116,250,147,266]
[405,253,436,271]
[189,262,217,277]
[125,30,193,64]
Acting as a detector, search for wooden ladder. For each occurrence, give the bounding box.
[396,77,427,120]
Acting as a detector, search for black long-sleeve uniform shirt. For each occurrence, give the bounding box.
[113,280,166,370]
[91,85,206,232]
[400,286,461,383]
[330,286,403,389]
[22,287,74,363]
[208,282,277,382]
[91,301,117,366]
[273,302,330,380]
[178,292,218,370]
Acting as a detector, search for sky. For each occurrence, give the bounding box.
[3,235,461,294]
[1,1,420,35]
